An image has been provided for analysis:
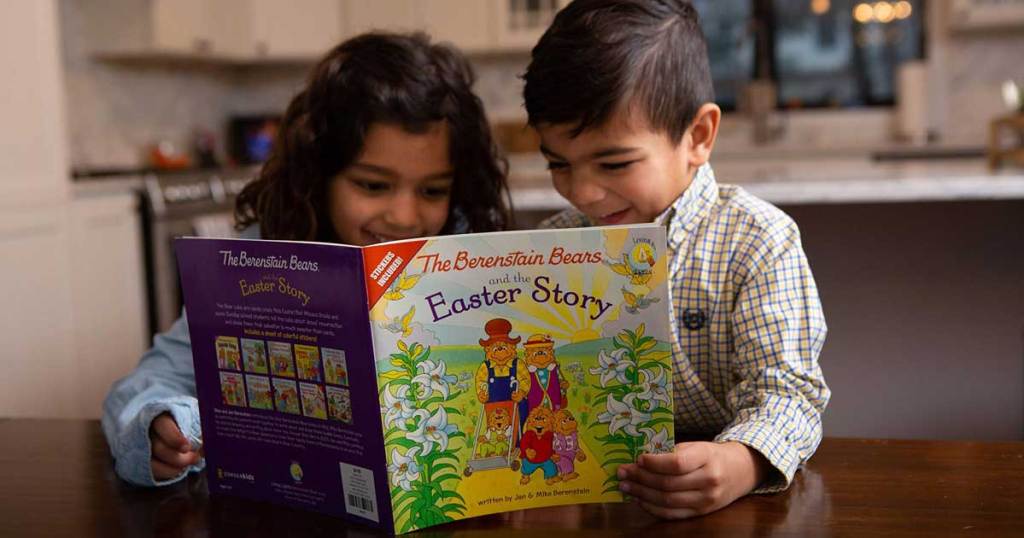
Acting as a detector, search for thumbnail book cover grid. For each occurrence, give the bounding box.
[177,224,674,533]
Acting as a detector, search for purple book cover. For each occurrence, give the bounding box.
[176,238,394,532]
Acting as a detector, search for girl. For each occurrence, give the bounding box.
[102,32,512,487]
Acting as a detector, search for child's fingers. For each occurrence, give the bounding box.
[151,458,187,481]
[638,441,711,475]
[152,437,200,468]
[150,414,188,450]
[619,462,714,492]
[620,477,708,511]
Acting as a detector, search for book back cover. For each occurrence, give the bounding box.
[176,238,395,531]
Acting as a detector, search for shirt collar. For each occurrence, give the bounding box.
[658,163,718,252]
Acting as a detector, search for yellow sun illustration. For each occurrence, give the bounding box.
[570,328,600,343]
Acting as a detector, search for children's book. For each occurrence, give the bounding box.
[176,225,674,534]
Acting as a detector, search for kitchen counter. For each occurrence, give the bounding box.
[507,155,1024,210]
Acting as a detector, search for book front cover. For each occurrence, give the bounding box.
[176,238,393,531]
[363,225,675,533]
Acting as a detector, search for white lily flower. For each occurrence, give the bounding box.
[597,393,651,436]
[588,348,633,387]
[640,427,673,454]
[406,407,457,456]
[411,359,457,399]
[381,384,415,429]
[638,367,671,409]
[388,447,421,490]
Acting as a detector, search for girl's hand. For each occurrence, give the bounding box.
[149,413,202,481]
[616,441,768,519]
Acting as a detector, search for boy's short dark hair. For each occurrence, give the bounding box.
[523,0,714,143]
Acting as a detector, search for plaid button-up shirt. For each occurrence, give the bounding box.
[540,164,829,492]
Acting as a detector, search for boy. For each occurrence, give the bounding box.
[523,0,830,519]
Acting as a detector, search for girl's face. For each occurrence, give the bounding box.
[328,122,453,245]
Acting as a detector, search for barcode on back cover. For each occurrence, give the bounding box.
[347,493,374,512]
[339,462,380,522]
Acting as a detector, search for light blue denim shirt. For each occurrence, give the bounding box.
[101,225,261,487]
[102,311,204,486]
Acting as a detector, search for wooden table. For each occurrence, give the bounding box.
[2,419,1023,537]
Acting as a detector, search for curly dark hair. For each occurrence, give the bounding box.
[236,32,512,241]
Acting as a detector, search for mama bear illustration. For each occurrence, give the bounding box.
[519,333,568,432]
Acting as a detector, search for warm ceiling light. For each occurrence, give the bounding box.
[874,1,896,23]
[894,1,912,19]
[853,2,874,23]
[811,0,830,15]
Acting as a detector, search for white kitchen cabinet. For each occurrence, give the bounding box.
[0,0,69,208]
[2,0,147,419]
[0,1,76,418]
[343,0,567,53]
[418,0,493,53]
[68,193,149,419]
[344,0,421,37]
[246,0,343,60]
[88,0,342,62]
[85,0,227,57]
[0,209,77,418]
[0,196,147,420]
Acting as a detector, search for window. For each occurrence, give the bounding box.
[693,0,925,109]
[692,0,755,109]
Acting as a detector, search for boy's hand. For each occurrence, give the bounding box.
[149,413,202,481]
[617,441,768,519]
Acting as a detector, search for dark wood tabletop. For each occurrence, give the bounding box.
[2,419,1022,537]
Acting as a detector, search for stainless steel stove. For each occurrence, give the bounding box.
[142,170,253,335]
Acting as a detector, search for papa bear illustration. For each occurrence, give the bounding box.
[519,407,560,485]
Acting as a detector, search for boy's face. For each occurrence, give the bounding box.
[536,108,697,225]
[329,122,453,246]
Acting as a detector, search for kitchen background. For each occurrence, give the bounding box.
[2,1,1023,441]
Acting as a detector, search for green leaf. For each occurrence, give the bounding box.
[421,395,443,408]
[395,495,424,522]
[602,484,621,494]
[603,457,634,465]
[432,472,461,483]
[438,502,467,515]
[388,437,417,449]
[439,489,467,503]
[392,490,418,507]
[432,461,457,472]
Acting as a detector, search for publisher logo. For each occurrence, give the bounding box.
[289,461,304,482]
[219,468,255,483]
